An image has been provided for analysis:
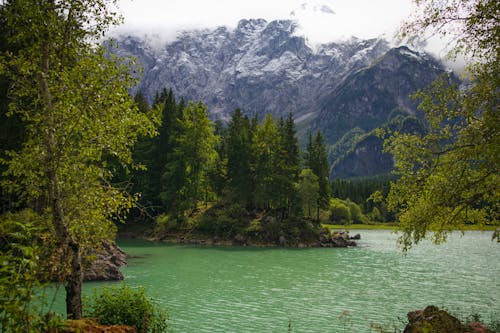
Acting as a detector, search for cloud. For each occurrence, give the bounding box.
[114,0,413,44]
[112,0,460,68]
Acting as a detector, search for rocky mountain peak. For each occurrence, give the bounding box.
[112,18,451,177]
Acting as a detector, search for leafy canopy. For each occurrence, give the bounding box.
[387,0,499,250]
[0,0,157,319]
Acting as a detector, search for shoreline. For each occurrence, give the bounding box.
[120,230,360,248]
[323,223,499,231]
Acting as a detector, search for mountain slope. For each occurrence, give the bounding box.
[311,46,446,143]
[112,19,453,178]
[113,19,390,121]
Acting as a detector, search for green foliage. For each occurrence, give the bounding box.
[193,203,249,238]
[305,132,330,209]
[388,0,500,250]
[297,169,319,219]
[252,114,281,209]
[328,198,351,224]
[387,76,499,249]
[226,109,254,207]
[0,210,51,332]
[366,190,390,222]
[1,0,158,318]
[331,175,392,210]
[328,198,368,225]
[401,0,498,62]
[161,101,219,215]
[86,283,168,333]
[346,200,367,224]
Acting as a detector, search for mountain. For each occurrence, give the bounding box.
[112,18,451,178]
[310,46,447,143]
[113,19,390,120]
[329,116,426,178]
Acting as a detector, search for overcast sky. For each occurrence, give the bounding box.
[114,0,457,64]
[115,0,414,44]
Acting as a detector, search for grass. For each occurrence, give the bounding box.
[323,223,398,230]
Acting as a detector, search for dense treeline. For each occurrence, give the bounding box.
[123,89,333,237]
[331,175,392,208]
[1,83,392,230]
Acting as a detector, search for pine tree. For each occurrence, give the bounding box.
[252,114,280,210]
[275,113,301,217]
[305,131,331,218]
[161,101,219,215]
[226,109,254,208]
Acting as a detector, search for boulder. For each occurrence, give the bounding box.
[350,233,361,240]
[279,235,287,247]
[83,240,127,281]
[233,234,247,245]
[331,231,357,247]
[403,306,464,333]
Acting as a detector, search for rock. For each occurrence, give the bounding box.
[188,239,206,245]
[83,240,127,282]
[233,234,247,245]
[331,231,357,247]
[467,322,495,333]
[403,305,464,333]
[279,235,287,247]
[350,233,361,240]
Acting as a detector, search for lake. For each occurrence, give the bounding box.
[44,230,499,332]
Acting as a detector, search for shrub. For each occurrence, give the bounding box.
[0,210,48,332]
[329,198,351,224]
[86,283,168,333]
[346,200,368,224]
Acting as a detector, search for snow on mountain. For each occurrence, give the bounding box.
[113,19,393,121]
[111,18,450,177]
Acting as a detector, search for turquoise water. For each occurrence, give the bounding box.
[45,230,499,332]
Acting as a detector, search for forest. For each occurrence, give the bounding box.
[114,89,385,243]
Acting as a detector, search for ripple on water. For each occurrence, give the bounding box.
[45,231,499,332]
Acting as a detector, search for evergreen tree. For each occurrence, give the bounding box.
[149,88,179,212]
[208,120,228,198]
[252,114,280,209]
[226,109,254,207]
[161,101,219,215]
[128,92,158,216]
[275,113,301,216]
[305,131,331,218]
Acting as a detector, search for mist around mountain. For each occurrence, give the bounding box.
[111,18,452,178]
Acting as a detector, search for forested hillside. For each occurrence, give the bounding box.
[113,22,452,178]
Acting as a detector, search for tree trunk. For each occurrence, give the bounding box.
[39,46,83,319]
[65,241,83,319]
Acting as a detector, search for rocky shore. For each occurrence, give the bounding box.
[403,305,496,333]
[83,230,359,281]
[155,229,360,248]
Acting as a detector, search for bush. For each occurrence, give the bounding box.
[346,200,368,224]
[86,283,168,333]
[329,198,351,224]
[0,210,49,332]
